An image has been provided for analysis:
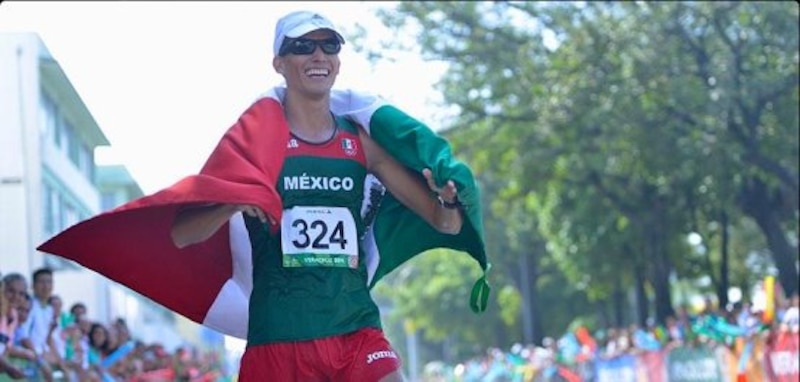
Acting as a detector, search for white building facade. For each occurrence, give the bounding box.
[0,32,196,351]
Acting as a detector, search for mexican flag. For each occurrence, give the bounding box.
[37,87,490,339]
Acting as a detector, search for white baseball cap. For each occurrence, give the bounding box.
[273,11,345,56]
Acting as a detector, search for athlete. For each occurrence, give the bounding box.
[170,10,465,382]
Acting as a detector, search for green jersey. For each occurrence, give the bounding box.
[244,116,382,345]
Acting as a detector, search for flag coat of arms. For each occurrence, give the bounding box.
[38,87,490,339]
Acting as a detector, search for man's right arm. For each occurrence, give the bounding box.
[171,203,269,248]
[171,204,240,248]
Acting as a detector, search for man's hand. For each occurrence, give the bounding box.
[422,168,459,204]
[235,204,269,224]
[422,168,463,234]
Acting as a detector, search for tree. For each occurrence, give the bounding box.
[367,1,798,350]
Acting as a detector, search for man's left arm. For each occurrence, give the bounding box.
[358,127,463,235]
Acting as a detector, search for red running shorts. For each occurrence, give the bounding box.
[238,327,402,381]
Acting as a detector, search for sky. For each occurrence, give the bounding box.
[0,1,450,194]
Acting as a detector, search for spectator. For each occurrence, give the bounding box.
[68,303,86,320]
[664,315,686,350]
[48,296,68,328]
[46,295,69,373]
[111,318,131,345]
[2,274,40,379]
[632,321,662,352]
[103,318,138,380]
[87,323,111,364]
[780,293,799,332]
[0,275,25,380]
[17,267,55,381]
[0,274,26,327]
[8,293,40,380]
[63,311,93,381]
[67,300,92,372]
[4,271,237,380]
[87,322,113,381]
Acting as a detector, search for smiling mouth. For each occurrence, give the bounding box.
[305,68,330,78]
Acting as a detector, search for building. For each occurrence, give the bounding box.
[0,32,198,351]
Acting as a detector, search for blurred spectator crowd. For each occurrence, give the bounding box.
[0,267,227,382]
[423,293,800,382]
[4,265,797,382]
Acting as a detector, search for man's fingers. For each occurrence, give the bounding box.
[237,205,267,223]
[440,180,459,200]
[423,169,461,200]
[422,168,441,193]
[255,208,267,223]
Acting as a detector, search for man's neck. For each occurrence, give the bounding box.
[35,295,49,307]
[284,91,336,142]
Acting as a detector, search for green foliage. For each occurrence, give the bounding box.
[366,0,799,361]
[496,285,522,326]
[373,249,498,343]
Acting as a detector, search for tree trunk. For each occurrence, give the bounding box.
[613,280,626,327]
[508,239,542,345]
[752,210,798,298]
[634,259,649,327]
[530,251,545,346]
[493,313,508,350]
[716,210,730,308]
[597,301,610,329]
[649,198,676,323]
[519,250,538,345]
[739,178,800,298]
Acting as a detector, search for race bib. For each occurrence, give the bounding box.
[281,206,359,268]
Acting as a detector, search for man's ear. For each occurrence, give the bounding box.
[273,57,284,74]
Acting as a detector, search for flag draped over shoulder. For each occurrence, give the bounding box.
[37,87,490,340]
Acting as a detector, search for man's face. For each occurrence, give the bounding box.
[4,279,28,307]
[72,306,87,318]
[50,296,63,312]
[274,29,341,98]
[16,297,31,323]
[33,272,53,299]
[77,315,91,335]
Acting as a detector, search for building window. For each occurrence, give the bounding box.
[39,93,57,144]
[48,187,61,235]
[40,181,82,237]
[40,90,96,181]
[76,143,94,179]
[41,183,55,236]
[64,202,83,229]
[59,119,73,159]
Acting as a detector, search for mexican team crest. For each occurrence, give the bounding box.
[341,138,357,156]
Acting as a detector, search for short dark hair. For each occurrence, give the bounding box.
[70,302,87,316]
[2,272,26,285]
[32,267,53,283]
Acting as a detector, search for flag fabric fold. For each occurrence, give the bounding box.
[37,87,490,339]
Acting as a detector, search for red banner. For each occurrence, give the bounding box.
[764,331,800,382]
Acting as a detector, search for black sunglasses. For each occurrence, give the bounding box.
[279,37,342,56]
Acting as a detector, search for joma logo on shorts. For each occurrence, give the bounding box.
[366,350,398,364]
